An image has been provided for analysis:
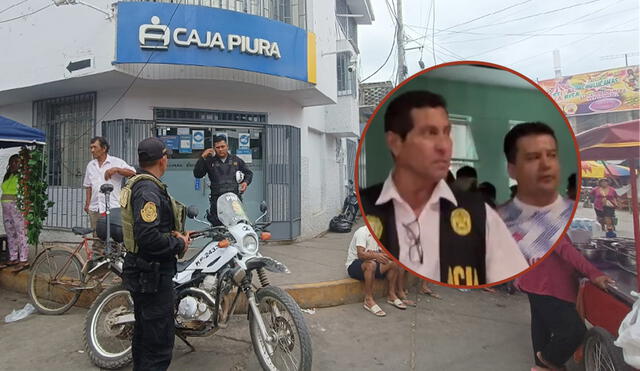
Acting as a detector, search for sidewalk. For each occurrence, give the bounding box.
[0,221,396,309]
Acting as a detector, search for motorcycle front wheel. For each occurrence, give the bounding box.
[83,284,134,369]
[249,286,312,371]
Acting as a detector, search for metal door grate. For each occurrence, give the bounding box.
[102,119,155,167]
[33,92,96,229]
[265,125,301,239]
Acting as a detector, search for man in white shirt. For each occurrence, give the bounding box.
[83,136,136,257]
[345,226,411,316]
[359,90,527,286]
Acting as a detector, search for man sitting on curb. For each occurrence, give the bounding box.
[345,225,407,316]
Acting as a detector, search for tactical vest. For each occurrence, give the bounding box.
[120,174,186,255]
[359,183,487,285]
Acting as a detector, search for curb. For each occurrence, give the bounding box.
[1,268,416,312]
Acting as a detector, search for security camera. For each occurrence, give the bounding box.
[347,64,356,73]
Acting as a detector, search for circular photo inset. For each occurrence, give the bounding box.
[356,61,579,288]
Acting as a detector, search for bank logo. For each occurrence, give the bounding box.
[138,16,281,59]
[139,16,170,50]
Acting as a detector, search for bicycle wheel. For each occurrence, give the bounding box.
[584,327,630,371]
[249,286,312,371]
[28,249,84,315]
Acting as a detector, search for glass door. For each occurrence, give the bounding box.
[156,125,265,231]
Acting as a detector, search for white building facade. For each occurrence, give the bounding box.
[0,0,373,240]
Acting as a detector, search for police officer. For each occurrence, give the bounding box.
[193,135,253,225]
[122,137,190,371]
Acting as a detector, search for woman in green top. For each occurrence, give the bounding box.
[0,154,29,270]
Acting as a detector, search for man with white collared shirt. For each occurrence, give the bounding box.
[83,136,136,257]
[359,90,527,286]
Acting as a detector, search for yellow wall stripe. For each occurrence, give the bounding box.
[307,32,317,85]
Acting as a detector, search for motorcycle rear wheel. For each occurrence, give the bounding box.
[249,286,312,371]
[83,284,134,369]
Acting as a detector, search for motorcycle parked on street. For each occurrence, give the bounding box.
[83,192,312,371]
[329,180,359,233]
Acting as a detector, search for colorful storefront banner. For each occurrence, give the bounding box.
[538,66,639,116]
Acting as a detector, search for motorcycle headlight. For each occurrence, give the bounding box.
[242,234,258,255]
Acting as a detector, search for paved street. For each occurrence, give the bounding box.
[0,286,584,371]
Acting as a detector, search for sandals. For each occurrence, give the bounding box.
[387,298,407,310]
[399,297,417,307]
[11,261,30,272]
[363,303,386,317]
[0,260,18,269]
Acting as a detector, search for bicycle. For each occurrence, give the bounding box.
[28,184,125,315]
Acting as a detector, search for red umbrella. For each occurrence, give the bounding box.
[576,119,640,289]
[577,119,640,160]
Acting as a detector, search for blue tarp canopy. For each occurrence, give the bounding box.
[0,115,46,148]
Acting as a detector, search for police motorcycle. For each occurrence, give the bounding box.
[83,192,313,371]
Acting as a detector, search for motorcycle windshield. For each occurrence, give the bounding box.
[216,192,250,227]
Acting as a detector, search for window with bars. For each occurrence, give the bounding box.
[122,0,307,29]
[335,0,358,48]
[337,52,355,96]
[33,93,96,187]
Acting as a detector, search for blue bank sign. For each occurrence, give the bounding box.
[114,2,315,83]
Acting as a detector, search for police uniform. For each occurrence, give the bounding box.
[122,138,184,371]
[193,152,253,226]
[359,175,528,286]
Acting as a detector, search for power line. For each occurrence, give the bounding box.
[361,24,398,83]
[438,28,638,44]
[418,0,433,62]
[436,0,531,34]
[457,0,604,33]
[0,0,32,15]
[464,1,614,59]
[62,0,185,152]
[0,3,51,23]
[512,16,639,68]
[431,0,436,64]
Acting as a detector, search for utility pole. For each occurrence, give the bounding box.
[395,0,407,85]
[553,49,562,79]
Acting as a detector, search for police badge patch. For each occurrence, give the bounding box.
[141,201,158,223]
[450,208,471,236]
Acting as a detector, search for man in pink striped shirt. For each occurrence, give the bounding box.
[498,122,614,371]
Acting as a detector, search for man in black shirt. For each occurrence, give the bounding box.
[193,135,253,225]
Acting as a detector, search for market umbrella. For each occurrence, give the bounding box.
[577,119,640,289]
[0,115,46,148]
[581,161,630,178]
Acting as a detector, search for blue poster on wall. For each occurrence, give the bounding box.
[160,135,179,150]
[179,135,192,153]
[192,130,205,150]
[114,2,315,83]
[238,133,250,149]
